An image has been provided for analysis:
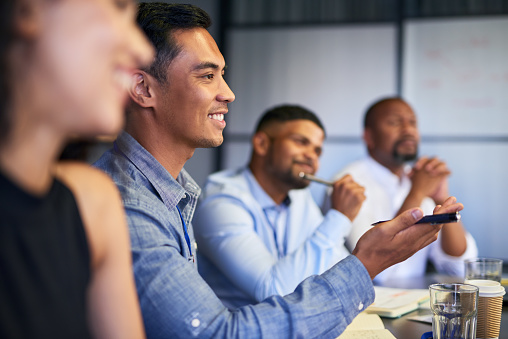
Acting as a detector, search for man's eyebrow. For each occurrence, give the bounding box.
[192,62,228,72]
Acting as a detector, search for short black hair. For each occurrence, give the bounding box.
[255,105,326,136]
[137,2,211,83]
[363,97,405,129]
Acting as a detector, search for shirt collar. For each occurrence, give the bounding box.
[114,131,201,209]
[242,168,290,209]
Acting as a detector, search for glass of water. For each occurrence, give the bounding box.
[464,258,503,283]
[429,283,478,339]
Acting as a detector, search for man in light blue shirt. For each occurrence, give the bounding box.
[94,3,464,338]
[194,105,367,308]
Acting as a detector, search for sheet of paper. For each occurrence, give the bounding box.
[371,287,429,309]
[337,329,396,339]
[345,313,385,331]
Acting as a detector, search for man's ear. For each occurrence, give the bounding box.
[14,0,41,39]
[252,132,271,157]
[129,71,155,108]
[363,128,374,150]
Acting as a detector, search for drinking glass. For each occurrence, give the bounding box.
[464,258,503,283]
[429,283,478,339]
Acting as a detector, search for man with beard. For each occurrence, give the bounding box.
[193,105,367,308]
[323,97,477,284]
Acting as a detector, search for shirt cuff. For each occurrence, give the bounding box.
[321,255,375,321]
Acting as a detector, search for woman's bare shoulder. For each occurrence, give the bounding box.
[54,161,126,266]
[54,161,117,198]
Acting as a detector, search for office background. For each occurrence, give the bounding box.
[135,0,508,261]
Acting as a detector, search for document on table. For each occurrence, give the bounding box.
[365,286,430,318]
[336,313,396,339]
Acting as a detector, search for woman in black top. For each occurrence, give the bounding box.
[0,0,153,337]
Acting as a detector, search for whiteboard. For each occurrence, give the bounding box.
[403,18,508,136]
[225,25,397,137]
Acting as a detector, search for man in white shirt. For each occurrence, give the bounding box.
[323,97,477,284]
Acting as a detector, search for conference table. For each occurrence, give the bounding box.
[376,274,508,338]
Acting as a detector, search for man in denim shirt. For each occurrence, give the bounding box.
[94,3,464,338]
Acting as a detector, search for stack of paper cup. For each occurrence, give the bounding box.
[464,279,506,339]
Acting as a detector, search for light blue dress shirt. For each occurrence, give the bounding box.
[94,132,374,339]
[194,167,352,308]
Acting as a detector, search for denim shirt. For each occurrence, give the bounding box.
[94,131,375,339]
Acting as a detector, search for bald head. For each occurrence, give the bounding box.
[364,97,413,129]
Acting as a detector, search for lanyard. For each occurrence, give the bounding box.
[176,205,194,262]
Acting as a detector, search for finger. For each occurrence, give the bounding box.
[424,157,440,171]
[408,223,442,249]
[333,175,352,188]
[431,163,450,176]
[413,157,428,170]
[417,227,441,249]
[381,208,424,234]
[441,196,457,207]
[435,202,464,214]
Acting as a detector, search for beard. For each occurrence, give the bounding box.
[266,149,310,190]
[392,139,418,163]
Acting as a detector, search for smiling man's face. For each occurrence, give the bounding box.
[154,28,235,150]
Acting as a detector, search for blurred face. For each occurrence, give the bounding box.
[365,100,419,167]
[33,0,153,136]
[154,28,235,150]
[264,120,324,190]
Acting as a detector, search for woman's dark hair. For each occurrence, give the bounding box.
[0,0,15,143]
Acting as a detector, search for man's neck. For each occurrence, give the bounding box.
[126,126,195,180]
[249,164,290,205]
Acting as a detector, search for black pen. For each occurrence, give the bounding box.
[298,172,333,186]
[372,212,461,226]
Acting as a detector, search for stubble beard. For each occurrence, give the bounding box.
[195,134,224,149]
[266,151,310,190]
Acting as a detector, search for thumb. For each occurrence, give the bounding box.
[385,208,424,233]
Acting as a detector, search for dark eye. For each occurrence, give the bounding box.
[205,74,214,80]
[293,137,307,145]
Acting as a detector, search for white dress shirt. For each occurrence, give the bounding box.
[323,156,478,284]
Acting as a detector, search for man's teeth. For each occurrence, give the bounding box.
[208,113,224,121]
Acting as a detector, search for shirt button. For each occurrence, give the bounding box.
[191,318,200,328]
[358,302,364,310]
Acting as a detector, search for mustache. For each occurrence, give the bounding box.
[209,104,229,113]
[293,160,316,173]
[394,136,417,146]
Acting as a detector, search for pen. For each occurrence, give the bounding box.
[372,212,461,226]
[298,172,334,186]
